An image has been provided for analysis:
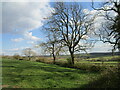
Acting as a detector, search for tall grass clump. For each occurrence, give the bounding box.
[74,63,106,72]
[85,66,120,88]
[35,57,53,64]
[66,57,72,65]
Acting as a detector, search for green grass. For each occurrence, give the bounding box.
[80,55,120,61]
[76,61,118,65]
[2,58,100,88]
[77,56,119,66]
[62,55,119,66]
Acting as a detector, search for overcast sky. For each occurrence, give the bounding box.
[0,0,116,55]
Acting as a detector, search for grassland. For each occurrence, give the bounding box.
[1,55,120,88]
[2,58,100,88]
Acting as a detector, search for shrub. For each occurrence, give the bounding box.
[2,56,12,59]
[89,65,101,72]
[66,57,72,65]
[19,59,23,60]
[74,63,89,71]
[74,63,105,72]
[36,57,46,62]
[55,61,70,67]
[13,55,21,60]
[75,58,81,62]
[83,67,120,88]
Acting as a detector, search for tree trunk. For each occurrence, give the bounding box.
[52,44,56,64]
[69,50,74,65]
[69,47,75,65]
[28,56,30,61]
[53,54,56,64]
[71,52,74,65]
[112,49,115,56]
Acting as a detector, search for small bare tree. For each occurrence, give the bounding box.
[13,53,21,60]
[22,48,36,60]
[40,28,64,64]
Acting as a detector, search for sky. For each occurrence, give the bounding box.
[0,0,116,55]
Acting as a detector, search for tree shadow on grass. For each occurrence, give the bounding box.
[2,60,102,88]
[22,63,97,75]
[3,63,96,80]
[2,59,98,74]
[2,59,120,89]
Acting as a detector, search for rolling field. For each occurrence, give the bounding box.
[57,55,120,66]
[2,58,100,88]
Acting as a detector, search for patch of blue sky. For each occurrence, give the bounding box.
[31,27,47,42]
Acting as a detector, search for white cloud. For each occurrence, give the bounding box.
[83,9,90,14]
[2,2,53,45]
[27,41,34,44]
[90,42,113,52]
[2,47,30,55]
[85,6,117,33]
[24,32,40,41]
[3,48,20,51]
[1,48,20,55]
[11,38,23,42]
[11,32,40,44]
[2,2,53,34]
[10,48,19,51]
[2,0,50,2]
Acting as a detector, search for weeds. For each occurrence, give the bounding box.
[81,66,120,88]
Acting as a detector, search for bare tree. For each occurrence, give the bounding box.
[22,48,36,60]
[13,53,21,60]
[40,28,64,64]
[45,2,95,65]
[92,0,120,53]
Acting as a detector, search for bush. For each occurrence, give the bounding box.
[66,57,72,65]
[2,56,13,59]
[55,61,70,67]
[83,67,120,88]
[36,57,45,62]
[13,55,21,60]
[18,59,23,60]
[74,63,105,72]
[89,65,101,72]
[75,58,81,62]
[74,63,90,71]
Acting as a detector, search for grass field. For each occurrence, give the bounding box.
[57,55,120,65]
[2,58,100,88]
[1,57,120,88]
